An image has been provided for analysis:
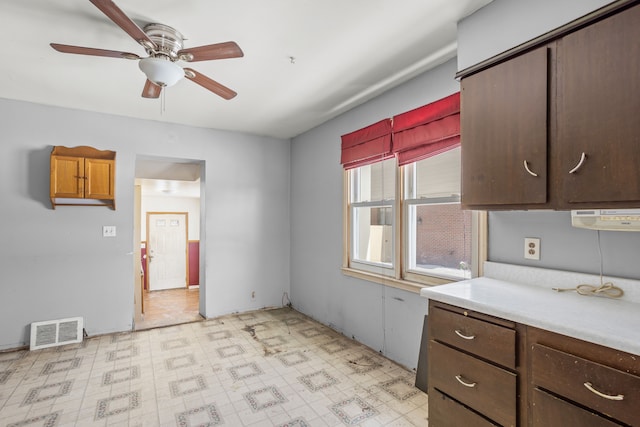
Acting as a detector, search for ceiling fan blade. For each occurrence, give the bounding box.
[89,0,156,49]
[50,43,140,59]
[178,41,244,62]
[142,80,162,98]
[184,68,237,100]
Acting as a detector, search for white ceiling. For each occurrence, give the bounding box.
[0,0,492,140]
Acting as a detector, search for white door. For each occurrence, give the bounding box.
[147,212,188,291]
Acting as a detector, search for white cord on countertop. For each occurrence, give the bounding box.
[551,230,624,299]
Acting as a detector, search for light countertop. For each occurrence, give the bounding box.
[420,264,640,355]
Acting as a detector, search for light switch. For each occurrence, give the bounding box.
[103,226,116,237]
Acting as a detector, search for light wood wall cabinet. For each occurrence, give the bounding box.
[427,300,640,426]
[50,146,116,209]
[460,1,640,210]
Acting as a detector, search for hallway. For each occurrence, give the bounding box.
[136,287,202,330]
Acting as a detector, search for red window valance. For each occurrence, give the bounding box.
[340,119,393,169]
[392,92,460,166]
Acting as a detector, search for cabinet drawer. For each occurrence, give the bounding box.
[429,388,498,427]
[430,306,516,369]
[430,341,517,427]
[531,388,622,427]
[531,344,640,426]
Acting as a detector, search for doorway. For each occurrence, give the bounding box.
[133,157,204,330]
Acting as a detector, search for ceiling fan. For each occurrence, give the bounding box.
[50,0,243,100]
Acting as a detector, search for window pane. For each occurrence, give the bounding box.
[352,206,393,265]
[414,147,461,199]
[352,158,395,202]
[407,203,471,279]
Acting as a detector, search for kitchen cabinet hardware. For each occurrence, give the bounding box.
[583,382,624,401]
[568,152,587,174]
[455,375,477,388]
[454,329,475,340]
[523,160,539,177]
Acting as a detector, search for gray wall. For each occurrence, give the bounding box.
[458,0,640,280]
[290,59,460,369]
[0,99,290,350]
[457,0,613,71]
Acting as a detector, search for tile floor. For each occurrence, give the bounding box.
[0,308,428,426]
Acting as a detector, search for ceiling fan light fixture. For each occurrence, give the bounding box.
[139,57,184,87]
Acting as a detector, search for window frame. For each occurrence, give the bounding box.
[342,157,486,293]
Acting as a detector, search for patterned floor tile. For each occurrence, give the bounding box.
[111,332,136,343]
[94,390,140,420]
[22,380,73,406]
[345,355,382,374]
[0,308,426,427]
[329,396,378,425]
[106,345,139,361]
[319,340,349,354]
[0,368,15,384]
[6,410,61,427]
[170,375,208,397]
[207,330,232,341]
[102,365,140,385]
[165,354,196,370]
[40,357,82,375]
[298,327,327,339]
[161,337,190,351]
[228,362,263,381]
[379,377,421,401]
[276,350,310,367]
[260,335,288,347]
[175,403,222,427]
[298,370,339,392]
[215,344,245,358]
[243,385,288,412]
[276,416,311,427]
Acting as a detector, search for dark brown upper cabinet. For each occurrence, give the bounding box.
[460,1,640,210]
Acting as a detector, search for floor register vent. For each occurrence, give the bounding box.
[30,317,84,350]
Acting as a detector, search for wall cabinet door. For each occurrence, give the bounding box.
[556,3,640,207]
[84,158,115,200]
[461,46,549,208]
[51,155,85,198]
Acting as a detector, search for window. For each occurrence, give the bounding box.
[349,158,396,275]
[342,93,485,289]
[403,147,473,281]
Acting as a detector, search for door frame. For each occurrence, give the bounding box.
[145,211,189,291]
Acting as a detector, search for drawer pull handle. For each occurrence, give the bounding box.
[523,160,538,177]
[455,375,476,388]
[454,330,475,340]
[568,152,587,174]
[584,382,624,401]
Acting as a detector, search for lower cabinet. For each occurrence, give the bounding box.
[427,301,519,426]
[529,327,640,427]
[428,301,640,426]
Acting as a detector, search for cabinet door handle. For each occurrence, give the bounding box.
[455,375,476,388]
[568,152,587,174]
[454,329,475,340]
[523,160,538,177]
[583,382,624,401]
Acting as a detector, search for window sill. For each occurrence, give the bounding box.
[341,267,454,294]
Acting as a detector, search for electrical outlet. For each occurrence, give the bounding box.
[102,226,116,237]
[524,237,540,260]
